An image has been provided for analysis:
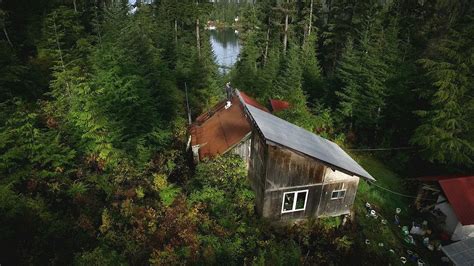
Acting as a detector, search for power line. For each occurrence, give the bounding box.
[367,181,437,201]
[348,147,414,151]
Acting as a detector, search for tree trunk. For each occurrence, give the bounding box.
[308,0,313,37]
[53,18,71,97]
[174,19,178,45]
[73,0,77,13]
[263,27,270,65]
[196,18,201,57]
[283,0,290,55]
[283,13,288,54]
[303,0,313,45]
[3,27,13,47]
[195,1,201,57]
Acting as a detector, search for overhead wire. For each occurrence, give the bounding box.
[367,181,438,201]
[348,147,414,151]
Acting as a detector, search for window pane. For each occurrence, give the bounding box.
[295,192,307,210]
[331,191,339,199]
[339,190,346,198]
[283,193,295,211]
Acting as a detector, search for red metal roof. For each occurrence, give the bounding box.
[438,176,474,225]
[239,91,269,112]
[270,99,290,113]
[190,96,252,160]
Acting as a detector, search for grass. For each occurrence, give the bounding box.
[350,154,438,264]
[355,154,411,216]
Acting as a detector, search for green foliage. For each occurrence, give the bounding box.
[74,246,127,266]
[1,0,473,265]
[335,15,391,143]
[411,15,474,167]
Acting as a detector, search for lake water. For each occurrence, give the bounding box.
[210,28,241,74]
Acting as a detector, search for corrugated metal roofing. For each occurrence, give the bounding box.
[442,237,474,265]
[243,103,375,181]
[190,96,251,159]
[439,176,474,226]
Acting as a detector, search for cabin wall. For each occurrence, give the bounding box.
[265,144,326,189]
[263,144,326,220]
[248,130,267,215]
[262,144,359,220]
[317,170,359,217]
[262,185,323,220]
[229,134,252,169]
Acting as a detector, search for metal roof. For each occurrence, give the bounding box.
[190,96,251,159]
[243,102,375,181]
[439,176,474,225]
[442,237,474,265]
[269,99,291,113]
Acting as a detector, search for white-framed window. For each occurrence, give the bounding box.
[281,190,309,213]
[331,189,346,200]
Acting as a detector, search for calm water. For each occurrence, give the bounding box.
[210,28,241,74]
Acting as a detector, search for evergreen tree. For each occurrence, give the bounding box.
[335,13,390,143]
[301,33,322,102]
[412,15,474,167]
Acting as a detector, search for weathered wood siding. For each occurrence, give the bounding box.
[229,133,252,169]
[262,185,323,220]
[317,169,359,217]
[261,143,326,219]
[260,142,359,220]
[265,143,326,189]
[248,130,267,215]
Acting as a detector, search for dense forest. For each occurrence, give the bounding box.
[0,0,472,265]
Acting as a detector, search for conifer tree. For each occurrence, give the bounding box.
[301,33,322,102]
[412,16,474,167]
[335,14,389,142]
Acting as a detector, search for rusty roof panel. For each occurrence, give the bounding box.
[190,96,251,160]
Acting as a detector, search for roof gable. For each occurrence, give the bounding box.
[241,96,374,181]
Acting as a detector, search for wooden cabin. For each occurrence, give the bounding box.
[190,90,375,221]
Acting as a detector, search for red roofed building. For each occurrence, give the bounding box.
[190,92,269,166]
[417,175,474,241]
[269,99,290,113]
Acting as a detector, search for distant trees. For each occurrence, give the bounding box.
[0,0,473,264]
[232,0,474,172]
[412,12,474,167]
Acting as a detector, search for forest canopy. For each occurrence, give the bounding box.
[0,0,472,265]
